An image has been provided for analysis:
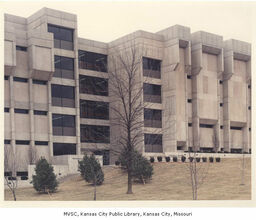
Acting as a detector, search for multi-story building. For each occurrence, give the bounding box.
[4,8,251,175]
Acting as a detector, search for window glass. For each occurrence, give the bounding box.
[78,50,107,72]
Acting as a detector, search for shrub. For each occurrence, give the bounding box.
[115,161,120,166]
[181,156,186,162]
[32,158,58,193]
[216,157,221,162]
[173,156,177,162]
[202,157,207,162]
[189,157,194,162]
[119,150,153,184]
[150,157,155,163]
[196,157,201,163]
[157,156,162,162]
[209,157,214,163]
[78,154,104,185]
[165,157,170,162]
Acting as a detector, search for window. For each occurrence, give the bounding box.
[16,46,27,51]
[248,85,251,89]
[16,140,30,145]
[4,140,11,144]
[200,124,214,128]
[33,79,47,85]
[200,147,214,153]
[220,103,223,107]
[80,125,110,143]
[187,99,192,103]
[144,133,163,152]
[16,171,28,176]
[144,108,162,128]
[177,146,183,151]
[54,56,74,79]
[220,125,223,129]
[14,109,29,114]
[52,114,76,136]
[35,141,48,145]
[48,24,74,50]
[13,77,28,83]
[80,100,109,120]
[248,106,251,110]
[78,50,107,72]
[219,80,223,84]
[143,57,161,79]
[51,84,75,108]
[79,75,108,96]
[188,123,192,127]
[4,108,9,113]
[249,128,251,132]
[231,148,242,154]
[187,75,192,79]
[143,83,161,103]
[53,143,76,156]
[230,126,242,130]
[34,110,47,115]
[4,75,9,80]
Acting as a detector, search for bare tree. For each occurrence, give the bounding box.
[4,145,18,201]
[28,145,38,165]
[186,134,210,200]
[107,45,145,194]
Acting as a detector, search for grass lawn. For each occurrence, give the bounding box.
[4,158,251,201]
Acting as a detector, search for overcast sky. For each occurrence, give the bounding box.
[1,1,254,43]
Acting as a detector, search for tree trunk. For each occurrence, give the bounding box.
[127,169,133,194]
[12,190,16,201]
[94,178,97,200]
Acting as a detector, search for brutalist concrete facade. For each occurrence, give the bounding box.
[4,8,251,172]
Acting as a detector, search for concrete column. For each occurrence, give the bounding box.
[223,79,230,152]
[29,78,35,162]
[73,25,81,155]
[48,81,53,158]
[243,83,250,153]
[192,74,200,152]
[9,75,16,176]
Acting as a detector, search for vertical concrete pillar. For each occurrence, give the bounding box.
[73,25,81,155]
[48,81,53,158]
[9,75,16,176]
[29,78,35,162]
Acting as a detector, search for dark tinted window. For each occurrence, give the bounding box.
[33,79,47,85]
[80,100,109,120]
[14,109,29,114]
[54,56,74,79]
[53,143,76,156]
[35,141,48,145]
[78,50,107,72]
[16,46,27,51]
[143,57,161,71]
[230,126,243,130]
[144,133,163,153]
[80,124,110,143]
[51,84,75,108]
[48,24,74,50]
[79,75,108,96]
[200,124,214,128]
[144,108,162,128]
[4,75,9,80]
[34,110,47,115]
[143,57,161,79]
[4,140,11,144]
[4,108,9,113]
[52,114,76,136]
[13,77,28,83]
[143,83,161,103]
[16,140,30,145]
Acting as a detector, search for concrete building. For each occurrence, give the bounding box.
[4,8,251,177]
